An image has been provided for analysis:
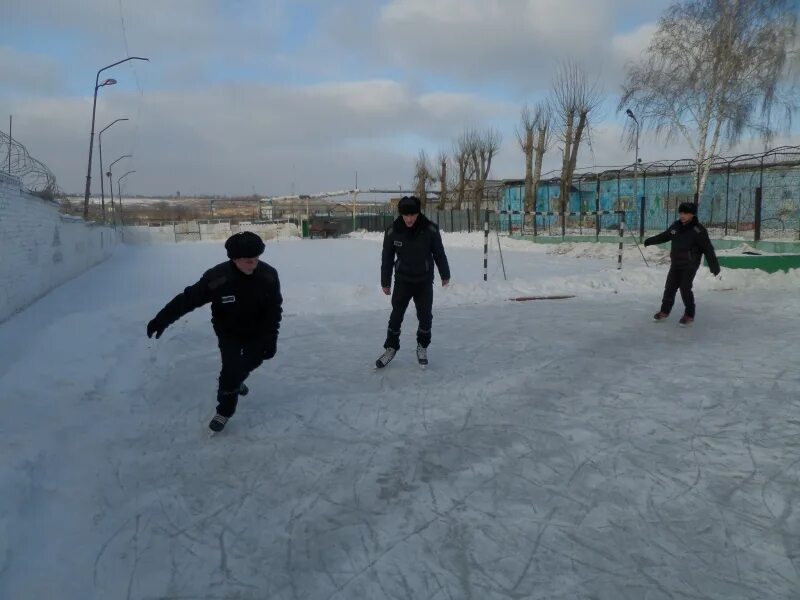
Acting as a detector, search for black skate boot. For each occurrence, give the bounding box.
[209,414,229,433]
[416,343,428,367]
[375,347,397,369]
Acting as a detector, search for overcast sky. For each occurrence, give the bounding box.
[0,0,795,197]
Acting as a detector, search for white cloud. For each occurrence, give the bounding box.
[611,23,658,68]
[1,0,287,88]
[323,0,670,93]
[5,0,792,198]
[0,46,65,94]
[8,80,512,195]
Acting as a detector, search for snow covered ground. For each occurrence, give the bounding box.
[1,234,798,599]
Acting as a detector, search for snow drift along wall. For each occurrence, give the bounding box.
[0,173,119,323]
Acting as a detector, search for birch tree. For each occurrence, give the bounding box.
[619,0,798,199]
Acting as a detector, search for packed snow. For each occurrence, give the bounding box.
[0,233,798,599]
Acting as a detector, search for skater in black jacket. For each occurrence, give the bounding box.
[644,202,720,326]
[146,231,282,432]
[376,196,450,368]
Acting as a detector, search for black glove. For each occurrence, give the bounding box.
[147,318,166,339]
[643,239,651,247]
[262,335,277,360]
[711,267,720,276]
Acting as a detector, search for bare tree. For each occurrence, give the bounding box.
[435,151,449,209]
[516,101,552,221]
[469,128,502,227]
[553,62,602,215]
[452,130,476,210]
[413,149,435,211]
[619,0,798,199]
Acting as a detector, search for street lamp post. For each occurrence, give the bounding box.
[108,154,132,226]
[98,118,129,221]
[626,109,641,238]
[82,56,149,220]
[106,171,116,228]
[118,170,136,227]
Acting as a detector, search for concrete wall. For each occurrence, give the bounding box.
[0,173,120,322]
[122,220,300,244]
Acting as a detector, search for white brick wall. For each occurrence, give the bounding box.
[0,175,120,323]
[122,221,300,243]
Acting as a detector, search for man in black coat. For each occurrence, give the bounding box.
[376,196,450,368]
[146,231,283,432]
[644,202,720,326]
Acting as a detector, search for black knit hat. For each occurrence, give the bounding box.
[225,231,265,259]
[398,195,421,215]
[678,202,697,215]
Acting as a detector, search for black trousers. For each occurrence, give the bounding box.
[660,267,698,317]
[216,335,265,417]
[384,280,433,350]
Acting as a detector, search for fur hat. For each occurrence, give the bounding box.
[397,195,422,215]
[225,231,265,259]
[678,202,697,215]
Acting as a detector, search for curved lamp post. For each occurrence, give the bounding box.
[98,118,129,220]
[82,56,149,220]
[107,154,132,226]
[117,170,136,226]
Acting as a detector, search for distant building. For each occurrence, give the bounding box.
[259,199,274,220]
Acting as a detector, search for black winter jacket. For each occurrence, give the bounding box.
[644,218,720,273]
[152,260,282,339]
[381,214,451,288]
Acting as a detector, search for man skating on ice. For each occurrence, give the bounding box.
[376,195,450,368]
[644,201,720,326]
[146,231,282,432]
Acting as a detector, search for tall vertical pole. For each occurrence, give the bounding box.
[724,162,731,236]
[83,78,101,220]
[353,190,356,233]
[108,171,116,229]
[595,176,601,240]
[483,210,489,282]
[98,135,106,221]
[634,124,640,240]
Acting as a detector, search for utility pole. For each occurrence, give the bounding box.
[7,115,11,174]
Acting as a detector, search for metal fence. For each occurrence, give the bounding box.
[504,146,800,241]
[306,208,630,240]
[307,208,501,236]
